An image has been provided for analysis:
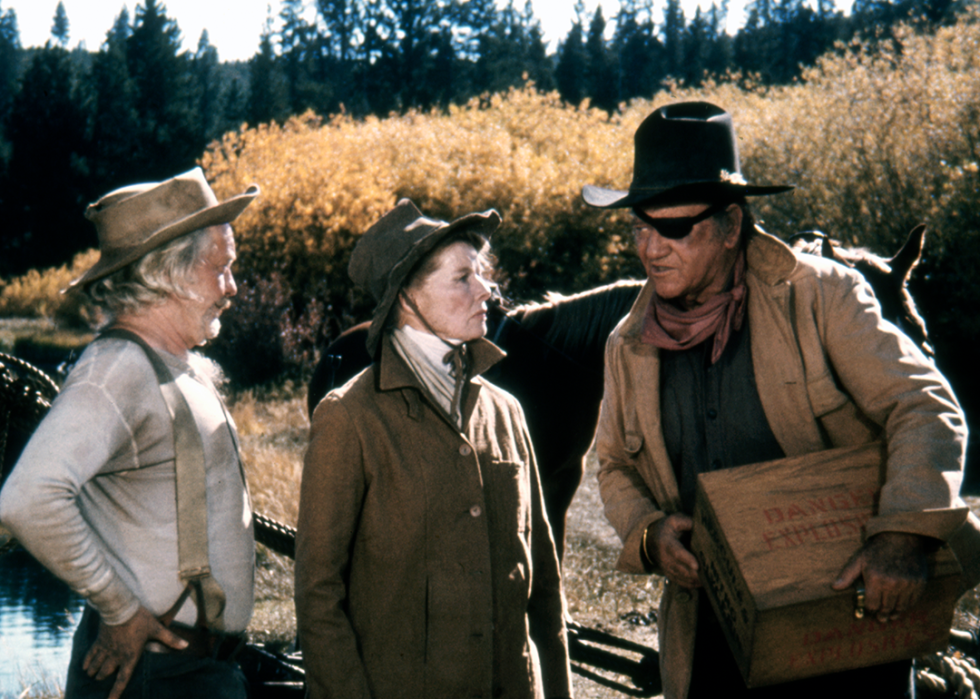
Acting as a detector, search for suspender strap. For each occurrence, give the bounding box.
[98,328,227,630]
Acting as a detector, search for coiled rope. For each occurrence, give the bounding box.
[1,352,60,554]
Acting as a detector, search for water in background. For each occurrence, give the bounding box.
[0,549,84,698]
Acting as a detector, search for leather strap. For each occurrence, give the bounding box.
[98,328,227,630]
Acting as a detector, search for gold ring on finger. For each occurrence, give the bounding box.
[854,585,866,620]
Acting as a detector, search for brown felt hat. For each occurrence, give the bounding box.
[349,199,500,357]
[70,167,259,288]
[582,101,793,209]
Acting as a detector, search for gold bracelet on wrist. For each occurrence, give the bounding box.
[641,523,653,568]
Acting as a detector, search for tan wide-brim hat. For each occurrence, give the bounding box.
[69,167,259,288]
[348,199,501,357]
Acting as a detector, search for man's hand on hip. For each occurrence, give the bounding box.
[82,605,188,699]
[832,531,929,623]
[648,513,702,589]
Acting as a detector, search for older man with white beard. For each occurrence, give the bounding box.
[0,168,259,699]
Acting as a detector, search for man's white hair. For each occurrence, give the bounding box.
[86,226,217,321]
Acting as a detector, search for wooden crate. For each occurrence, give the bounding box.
[690,442,962,687]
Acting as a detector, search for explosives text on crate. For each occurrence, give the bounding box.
[690,441,962,687]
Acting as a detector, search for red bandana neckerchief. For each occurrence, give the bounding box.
[640,252,748,364]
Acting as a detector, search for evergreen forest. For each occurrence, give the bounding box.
[0,0,969,275]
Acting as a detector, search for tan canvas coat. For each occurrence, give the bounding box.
[595,229,976,699]
[295,336,572,699]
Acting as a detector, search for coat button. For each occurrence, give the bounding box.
[470,505,482,517]
[459,444,472,456]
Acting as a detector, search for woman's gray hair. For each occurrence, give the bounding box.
[86,226,217,321]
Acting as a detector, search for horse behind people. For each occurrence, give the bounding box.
[307,280,644,560]
[488,281,644,557]
[307,225,935,561]
[789,224,932,356]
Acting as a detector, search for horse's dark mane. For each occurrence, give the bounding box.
[787,227,933,356]
[509,279,644,359]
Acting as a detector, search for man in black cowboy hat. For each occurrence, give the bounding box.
[0,168,259,699]
[586,102,971,698]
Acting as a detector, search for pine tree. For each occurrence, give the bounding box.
[734,0,779,82]
[126,0,198,179]
[221,76,247,129]
[0,5,21,141]
[318,0,359,62]
[663,0,686,78]
[358,0,399,114]
[279,0,315,113]
[249,17,289,125]
[193,29,220,141]
[316,0,361,110]
[555,10,586,105]
[683,7,711,85]
[521,1,554,91]
[387,0,448,109]
[4,46,91,271]
[106,6,132,46]
[612,0,663,101]
[586,6,616,111]
[706,2,733,78]
[51,1,69,48]
[468,0,528,96]
[453,0,498,62]
[84,8,140,192]
[427,25,456,107]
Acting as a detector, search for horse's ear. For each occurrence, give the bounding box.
[890,224,927,281]
[821,237,849,266]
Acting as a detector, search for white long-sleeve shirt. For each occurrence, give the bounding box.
[0,338,254,631]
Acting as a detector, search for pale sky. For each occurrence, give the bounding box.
[1,0,767,63]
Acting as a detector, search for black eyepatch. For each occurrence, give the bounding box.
[631,202,729,240]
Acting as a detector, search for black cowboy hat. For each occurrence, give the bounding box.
[582,101,793,209]
[349,199,501,357]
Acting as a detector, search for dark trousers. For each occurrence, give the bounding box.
[687,596,914,699]
[64,607,249,699]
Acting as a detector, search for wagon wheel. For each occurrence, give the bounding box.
[1,352,60,555]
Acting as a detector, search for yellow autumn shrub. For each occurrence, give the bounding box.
[203,10,980,350]
[0,248,100,326]
[201,90,647,335]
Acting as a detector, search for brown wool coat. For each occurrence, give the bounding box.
[295,336,572,699]
[596,229,976,699]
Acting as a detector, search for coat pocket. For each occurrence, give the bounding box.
[806,370,880,446]
[805,369,850,418]
[624,405,644,456]
[624,431,644,456]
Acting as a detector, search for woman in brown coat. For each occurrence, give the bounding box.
[294,199,573,699]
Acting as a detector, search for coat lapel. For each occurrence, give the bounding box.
[745,231,828,457]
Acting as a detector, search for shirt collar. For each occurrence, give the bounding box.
[377,333,506,393]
